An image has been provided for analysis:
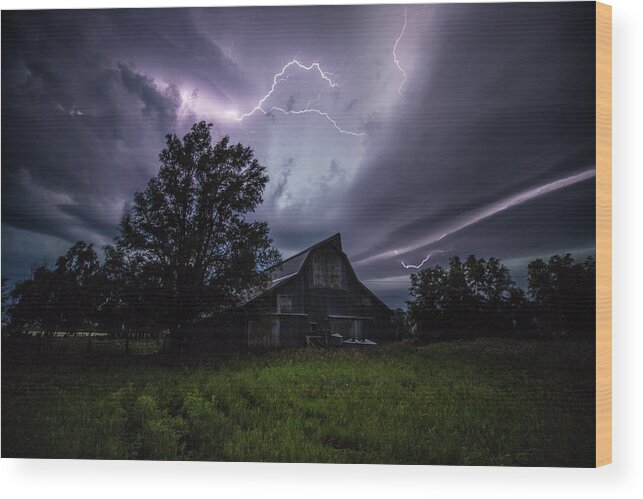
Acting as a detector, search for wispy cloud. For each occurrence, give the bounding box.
[355,169,596,266]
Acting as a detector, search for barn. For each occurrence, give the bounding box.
[191,233,392,351]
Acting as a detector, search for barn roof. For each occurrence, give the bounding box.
[268,248,309,284]
[239,233,389,312]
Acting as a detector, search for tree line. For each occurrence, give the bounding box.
[2,120,596,346]
[401,253,595,340]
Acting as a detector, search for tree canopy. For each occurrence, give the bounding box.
[407,255,523,338]
[527,254,595,336]
[406,253,594,339]
[9,241,101,335]
[115,121,280,338]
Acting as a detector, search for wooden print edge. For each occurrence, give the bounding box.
[595,1,612,468]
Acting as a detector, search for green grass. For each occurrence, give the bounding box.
[1,337,595,466]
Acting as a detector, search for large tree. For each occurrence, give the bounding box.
[116,121,280,347]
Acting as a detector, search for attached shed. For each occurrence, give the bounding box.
[192,233,392,351]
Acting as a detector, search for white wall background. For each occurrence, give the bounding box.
[0,0,640,497]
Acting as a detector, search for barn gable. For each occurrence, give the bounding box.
[244,233,387,311]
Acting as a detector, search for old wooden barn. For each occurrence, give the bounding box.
[192,233,392,351]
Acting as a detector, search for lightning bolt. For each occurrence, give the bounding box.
[227,9,409,134]
[401,249,449,270]
[230,59,364,136]
[264,106,365,136]
[393,8,408,95]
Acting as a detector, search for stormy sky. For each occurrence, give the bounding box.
[1,3,596,307]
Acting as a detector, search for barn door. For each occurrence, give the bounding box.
[247,316,280,349]
[353,319,363,340]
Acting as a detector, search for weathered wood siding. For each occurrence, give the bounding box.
[247,315,279,349]
[300,244,391,341]
[311,247,343,289]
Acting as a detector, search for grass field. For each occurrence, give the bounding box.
[1,337,595,466]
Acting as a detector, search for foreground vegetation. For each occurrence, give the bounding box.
[2,337,595,466]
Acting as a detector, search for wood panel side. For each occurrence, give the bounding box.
[595,1,612,468]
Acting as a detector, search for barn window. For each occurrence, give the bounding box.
[277,294,293,313]
[360,294,372,306]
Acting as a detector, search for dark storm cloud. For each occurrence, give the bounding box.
[2,4,597,306]
[1,8,246,282]
[270,158,294,205]
[342,3,596,268]
[2,34,178,240]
